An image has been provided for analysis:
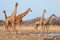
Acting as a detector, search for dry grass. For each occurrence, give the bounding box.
[0,25,60,40]
[0,36,60,40]
[0,25,60,34]
[16,25,60,33]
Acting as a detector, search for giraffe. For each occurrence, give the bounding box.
[44,14,56,28]
[3,10,12,28]
[15,8,32,26]
[35,9,46,29]
[5,2,18,32]
[43,14,56,32]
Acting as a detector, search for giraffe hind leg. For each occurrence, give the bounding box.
[46,25,49,34]
[12,21,15,32]
[12,21,17,33]
[35,24,39,29]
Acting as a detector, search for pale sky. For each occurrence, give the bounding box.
[0,0,60,21]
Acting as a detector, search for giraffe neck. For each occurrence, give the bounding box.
[3,12,7,19]
[48,15,54,21]
[45,15,54,23]
[11,7,17,17]
[40,12,46,22]
[20,9,30,18]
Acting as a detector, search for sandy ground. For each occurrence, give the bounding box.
[0,25,60,40]
[0,25,60,34]
[16,25,60,33]
[0,36,60,40]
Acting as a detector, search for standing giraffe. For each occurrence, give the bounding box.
[5,2,18,32]
[44,14,56,29]
[43,14,56,33]
[15,8,32,26]
[3,10,12,27]
[35,9,46,29]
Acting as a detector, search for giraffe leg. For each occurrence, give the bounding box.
[20,19,22,25]
[5,20,9,32]
[46,25,48,33]
[41,25,43,30]
[17,21,20,26]
[17,21,21,30]
[18,22,20,26]
[11,21,16,32]
[35,24,39,29]
[46,25,49,36]
[43,25,45,30]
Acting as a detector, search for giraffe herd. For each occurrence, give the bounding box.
[3,2,56,32]
[35,10,56,29]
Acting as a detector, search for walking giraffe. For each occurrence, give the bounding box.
[15,8,32,26]
[44,14,56,28]
[43,14,56,32]
[5,2,18,32]
[35,9,46,29]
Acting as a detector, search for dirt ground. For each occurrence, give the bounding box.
[0,25,60,40]
[0,36,60,40]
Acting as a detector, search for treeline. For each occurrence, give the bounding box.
[22,17,60,25]
[0,20,5,26]
[0,17,60,26]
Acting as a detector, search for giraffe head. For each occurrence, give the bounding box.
[52,14,56,17]
[15,2,18,7]
[3,10,6,13]
[43,9,46,13]
[28,8,32,12]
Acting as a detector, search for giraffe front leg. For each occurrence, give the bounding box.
[20,20,22,25]
[46,25,48,33]
[35,23,39,29]
[17,21,20,26]
[11,21,16,32]
[5,20,9,32]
